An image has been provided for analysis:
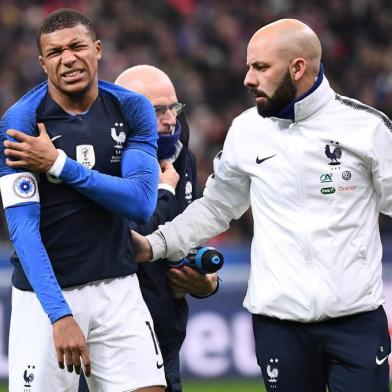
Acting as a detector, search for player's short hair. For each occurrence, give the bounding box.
[36,8,97,54]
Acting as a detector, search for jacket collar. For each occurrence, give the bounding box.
[271,66,335,123]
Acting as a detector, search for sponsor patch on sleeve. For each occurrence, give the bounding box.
[0,172,40,208]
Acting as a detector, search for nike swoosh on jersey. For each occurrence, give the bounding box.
[376,355,389,365]
[156,361,164,369]
[256,154,277,164]
[51,135,62,142]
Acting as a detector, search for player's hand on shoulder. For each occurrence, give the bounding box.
[4,123,58,172]
[131,230,153,262]
[159,160,179,189]
[52,315,91,377]
[167,267,218,297]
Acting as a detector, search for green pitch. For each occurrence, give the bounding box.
[183,380,265,392]
[0,380,264,391]
[1,381,391,391]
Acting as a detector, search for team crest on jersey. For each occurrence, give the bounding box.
[23,364,35,390]
[111,122,126,163]
[76,145,96,169]
[13,175,36,199]
[324,140,342,168]
[185,180,193,204]
[111,122,126,149]
[266,358,279,388]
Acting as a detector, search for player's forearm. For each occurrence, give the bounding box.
[5,204,72,323]
[52,149,159,223]
[148,195,233,261]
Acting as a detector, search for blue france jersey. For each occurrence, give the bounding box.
[1,80,158,291]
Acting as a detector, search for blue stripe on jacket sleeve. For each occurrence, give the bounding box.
[5,203,72,324]
[59,148,159,223]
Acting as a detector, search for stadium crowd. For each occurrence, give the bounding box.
[0,0,391,242]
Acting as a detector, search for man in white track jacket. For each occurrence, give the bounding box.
[133,18,392,392]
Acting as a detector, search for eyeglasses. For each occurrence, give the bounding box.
[153,102,185,117]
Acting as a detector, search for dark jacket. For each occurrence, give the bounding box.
[131,113,197,391]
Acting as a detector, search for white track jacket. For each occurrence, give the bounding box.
[148,77,392,322]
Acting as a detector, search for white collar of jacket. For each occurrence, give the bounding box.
[270,75,335,124]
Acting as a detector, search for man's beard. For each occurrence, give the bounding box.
[252,70,297,117]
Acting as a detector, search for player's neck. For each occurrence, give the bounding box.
[47,82,99,115]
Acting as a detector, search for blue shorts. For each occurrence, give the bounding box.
[252,306,390,392]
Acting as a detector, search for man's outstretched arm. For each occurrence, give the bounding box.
[134,121,252,263]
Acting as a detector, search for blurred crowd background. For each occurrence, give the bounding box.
[0,0,391,245]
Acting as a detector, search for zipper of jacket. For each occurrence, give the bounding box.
[288,123,318,319]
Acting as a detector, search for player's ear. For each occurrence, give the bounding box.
[39,56,48,75]
[95,40,102,61]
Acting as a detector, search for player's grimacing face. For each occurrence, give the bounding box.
[39,25,102,96]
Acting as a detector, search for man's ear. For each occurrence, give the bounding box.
[291,58,306,81]
[39,56,48,75]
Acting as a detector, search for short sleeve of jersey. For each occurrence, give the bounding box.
[98,81,158,158]
[0,82,47,177]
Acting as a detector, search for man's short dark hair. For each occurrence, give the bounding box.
[36,8,97,54]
